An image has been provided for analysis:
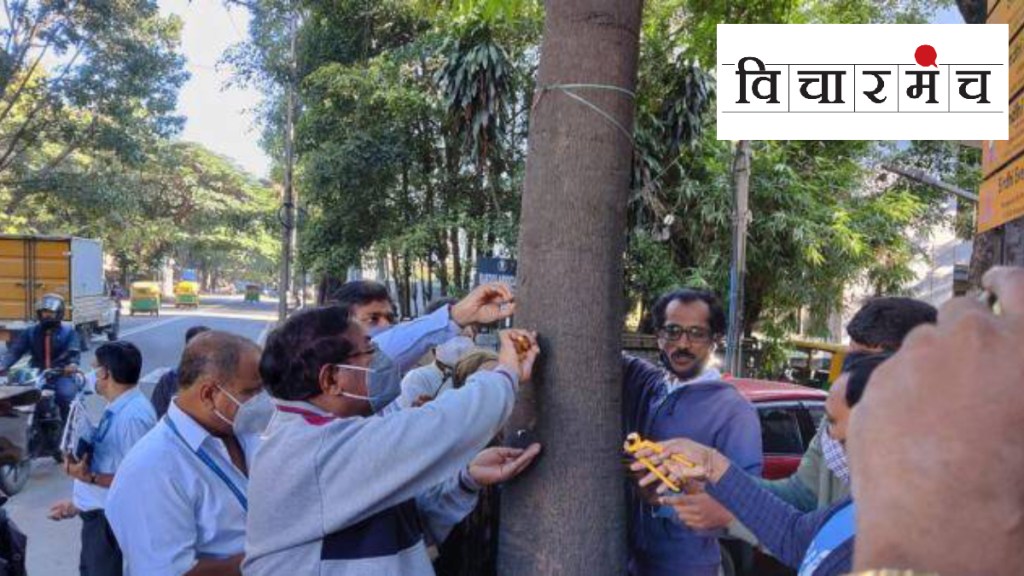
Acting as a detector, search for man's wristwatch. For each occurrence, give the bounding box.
[89,473,97,485]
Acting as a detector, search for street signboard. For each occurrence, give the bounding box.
[979,153,1024,232]
[475,257,517,288]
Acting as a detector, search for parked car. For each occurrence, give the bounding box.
[719,377,828,576]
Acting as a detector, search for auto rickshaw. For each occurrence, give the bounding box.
[129,281,161,316]
[244,284,261,303]
[786,340,847,389]
[174,280,200,309]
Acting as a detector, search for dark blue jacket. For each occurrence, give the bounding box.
[623,355,763,576]
[1,323,81,372]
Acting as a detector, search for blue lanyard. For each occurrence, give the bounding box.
[164,416,248,512]
[94,411,113,444]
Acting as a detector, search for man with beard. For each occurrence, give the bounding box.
[623,288,762,576]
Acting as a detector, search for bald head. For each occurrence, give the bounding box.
[179,331,261,390]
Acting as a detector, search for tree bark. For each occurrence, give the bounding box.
[498,2,643,574]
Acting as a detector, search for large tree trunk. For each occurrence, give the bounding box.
[498,2,643,574]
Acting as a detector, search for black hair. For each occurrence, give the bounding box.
[651,288,727,336]
[185,325,211,345]
[425,297,458,315]
[178,331,261,390]
[846,297,937,352]
[259,306,357,401]
[842,352,893,408]
[318,279,392,309]
[95,341,143,385]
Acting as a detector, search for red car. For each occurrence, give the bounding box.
[720,377,829,576]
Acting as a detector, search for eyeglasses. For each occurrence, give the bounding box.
[345,342,379,361]
[657,324,713,344]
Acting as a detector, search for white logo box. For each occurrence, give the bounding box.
[717,24,1009,140]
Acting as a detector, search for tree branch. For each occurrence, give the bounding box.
[881,163,979,203]
[0,39,52,127]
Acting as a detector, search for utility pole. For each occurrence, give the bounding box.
[278,7,298,322]
[726,140,751,377]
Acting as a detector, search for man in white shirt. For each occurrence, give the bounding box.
[106,332,268,576]
[48,341,157,576]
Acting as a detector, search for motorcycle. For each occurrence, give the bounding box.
[0,368,85,495]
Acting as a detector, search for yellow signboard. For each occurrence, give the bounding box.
[989,0,1024,32]
[979,154,1024,233]
[980,1,1024,231]
[1013,25,1024,97]
[983,91,1024,177]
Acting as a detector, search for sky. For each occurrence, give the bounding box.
[158,2,963,180]
[159,0,271,178]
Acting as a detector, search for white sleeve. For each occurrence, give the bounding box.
[315,368,517,534]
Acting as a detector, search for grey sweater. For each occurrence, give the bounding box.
[242,367,519,576]
[708,465,854,576]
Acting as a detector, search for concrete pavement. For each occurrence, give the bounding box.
[2,295,276,575]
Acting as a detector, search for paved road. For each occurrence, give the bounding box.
[2,295,276,575]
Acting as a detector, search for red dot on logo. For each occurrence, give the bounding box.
[914,45,938,67]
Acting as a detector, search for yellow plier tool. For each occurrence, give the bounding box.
[624,432,696,493]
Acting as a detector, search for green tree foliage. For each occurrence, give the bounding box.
[236,0,972,334]
[0,1,277,286]
[0,0,188,195]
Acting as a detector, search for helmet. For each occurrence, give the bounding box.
[35,294,66,327]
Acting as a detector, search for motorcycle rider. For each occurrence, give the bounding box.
[0,294,82,421]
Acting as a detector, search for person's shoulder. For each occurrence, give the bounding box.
[156,368,178,386]
[122,393,158,425]
[622,353,661,376]
[703,379,756,409]
[117,422,174,472]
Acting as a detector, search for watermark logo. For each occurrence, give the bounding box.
[716,24,1009,140]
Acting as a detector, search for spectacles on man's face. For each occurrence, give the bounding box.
[657,324,713,344]
[345,342,379,362]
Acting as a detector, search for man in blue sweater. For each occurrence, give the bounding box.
[623,288,762,576]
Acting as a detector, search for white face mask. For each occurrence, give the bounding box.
[330,364,380,402]
[214,386,275,436]
[821,426,850,485]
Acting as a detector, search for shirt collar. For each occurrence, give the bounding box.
[167,400,213,452]
[662,366,722,391]
[274,399,336,426]
[106,387,142,414]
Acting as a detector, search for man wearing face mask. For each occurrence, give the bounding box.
[622,288,762,576]
[105,331,273,576]
[47,341,156,576]
[632,353,892,576]
[759,297,936,514]
[244,303,541,576]
[326,281,510,415]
